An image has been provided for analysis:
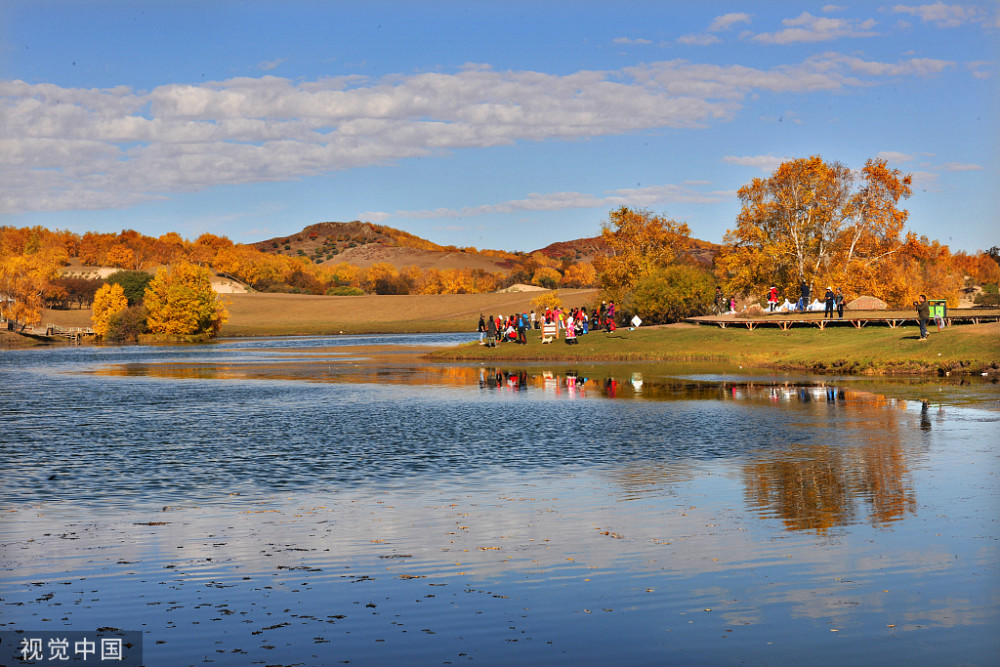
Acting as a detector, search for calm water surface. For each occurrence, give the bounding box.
[1,333,998,665]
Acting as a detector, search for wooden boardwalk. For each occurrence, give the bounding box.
[686,308,1000,331]
[3,320,97,342]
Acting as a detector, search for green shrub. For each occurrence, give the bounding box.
[106,305,148,343]
[629,264,715,323]
[326,286,364,296]
[974,284,1000,307]
[106,270,154,306]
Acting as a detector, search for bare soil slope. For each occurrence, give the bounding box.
[334,245,514,272]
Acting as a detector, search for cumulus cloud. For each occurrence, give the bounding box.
[876,150,917,163]
[679,12,751,46]
[721,154,789,172]
[258,57,288,71]
[891,2,980,28]
[361,182,731,222]
[966,61,993,79]
[752,12,879,44]
[708,12,752,32]
[677,34,720,46]
[0,54,959,214]
[940,162,982,171]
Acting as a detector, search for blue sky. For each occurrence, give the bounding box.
[1,1,997,253]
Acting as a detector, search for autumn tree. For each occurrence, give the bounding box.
[91,283,129,338]
[561,261,597,288]
[593,207,692,297]
[144,262,228,337]
[214,244,282,289]
[716,156,912,302]
[0,249,66,331]
[531,266,562,290]
[530,290,563,313]
[105,243,137,270]
[50,276,103,309]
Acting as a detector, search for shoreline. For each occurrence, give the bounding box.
[427,320,1000,377]
[7,293,998,376]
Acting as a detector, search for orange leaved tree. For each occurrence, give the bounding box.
[593,206,692,298]
[91,283,129,338]
[144,262,228,337]
[716,156,913,303]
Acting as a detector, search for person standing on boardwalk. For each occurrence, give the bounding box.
[797,281,811,312]
[835,288,845,319]
[768,285,779,312]
[823,287,835,319]
[914,294,930,340]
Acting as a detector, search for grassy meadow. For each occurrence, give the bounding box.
[433,320,1000,375]
[23,290,1000,375]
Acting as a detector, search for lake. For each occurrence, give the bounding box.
[1,333,998,665]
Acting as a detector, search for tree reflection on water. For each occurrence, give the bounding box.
[91,355,929,534]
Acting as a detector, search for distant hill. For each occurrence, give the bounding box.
[531,234,719,267]
[252,221,719,272]
[252,221,518,272]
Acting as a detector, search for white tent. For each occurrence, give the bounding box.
[808,299,824,311]
[778,299,794,312]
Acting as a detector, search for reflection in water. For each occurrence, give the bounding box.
[81,351,930,535]
[2,335,998,666]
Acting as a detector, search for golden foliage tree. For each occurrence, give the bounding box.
[530,290,563,313]
[0,253,63,330]
[561,261,597,288]
[91,283,129,338]
[214,244,281,289]
[531,266,562,289]
[144,262,228,336]
[593,207,692,297]
[716,156,913,303]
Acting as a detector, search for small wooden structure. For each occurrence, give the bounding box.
[540,322,559,343]
[686,308,1000,331]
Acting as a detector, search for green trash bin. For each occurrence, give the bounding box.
[928,299,947,330]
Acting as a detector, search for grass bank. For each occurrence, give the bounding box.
[431,321,1000,376]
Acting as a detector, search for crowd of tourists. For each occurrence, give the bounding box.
[477,301,620,346]
[716,283,847,318]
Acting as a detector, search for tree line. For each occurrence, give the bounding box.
[2,154,998,334]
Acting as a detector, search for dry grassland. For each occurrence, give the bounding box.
[221,289,599,336]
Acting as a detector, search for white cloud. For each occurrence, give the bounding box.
[613,37,652,45]
[708,13,752,32]
[876,150,917,163]
[966,61,993,79]
[721,155,788,172]
[822,5,847,12]
[677,34,721,46]
[679,13,751,46]
[258,58,288,71]
[361,182,730,222]
[940,162,982,171]
[0,54,961,214]
[890,2,980,28]
[909,170,941,189]
[752,12,879,44]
